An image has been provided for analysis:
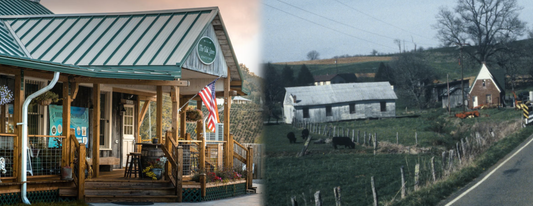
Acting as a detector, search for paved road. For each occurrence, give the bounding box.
[439,134,533,206]
[89,180,263,206]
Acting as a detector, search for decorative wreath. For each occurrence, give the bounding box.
[0,85,13,106]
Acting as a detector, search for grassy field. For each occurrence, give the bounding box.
[264,107,523,205]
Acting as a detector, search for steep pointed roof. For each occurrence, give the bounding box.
[468,64,502,94]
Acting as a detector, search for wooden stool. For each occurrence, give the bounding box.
[125,152,142,178]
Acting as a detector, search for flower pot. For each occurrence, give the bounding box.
[152,139,158,144]
[61,167,72,180]
[152,168,163,180]
[38,99,52,106]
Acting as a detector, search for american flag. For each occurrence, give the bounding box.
[198,79,220,132]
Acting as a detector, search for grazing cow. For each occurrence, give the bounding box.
[301,129,310,140]
[287,132,296,144]
[332,137,355,149]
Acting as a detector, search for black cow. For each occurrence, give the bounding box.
[332,137,355,149]
[301,129,310,140]
[287,132,296,144]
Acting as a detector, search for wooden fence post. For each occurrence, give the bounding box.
[373,133,377,155]
[461,138,466,162]
[333,126,336,137]
[456,143,462,165]
[333,186,341,206]
[298,135,313,157]
[396,132,399,144]
[442,151,446,175]
[431,156,436,182]
[78,143,86,200]
[363,132,366,146]
[371,176,378,206]
[401,166,406,198]
[414,164,420,191]
[314,191,322,206]
[415,132,418,145]
[247,146,254,189]
[291,196,298,206]
[177,146,183,202]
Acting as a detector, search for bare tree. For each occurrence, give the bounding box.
[307,50,320,60]
[394,39,402,53]
[434,0,526,65]
[391,53,437,109]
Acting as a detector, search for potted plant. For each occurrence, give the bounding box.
[32,91,59,106]
[142,157,167,180]
[0,85,13,106]
[152,137,158,144]
[185,107,203,122]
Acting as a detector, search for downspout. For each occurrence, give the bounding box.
[18,72,60,205]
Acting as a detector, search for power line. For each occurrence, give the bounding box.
[334,0,434,42]
[263,3,397,50]
[275,0,402,43]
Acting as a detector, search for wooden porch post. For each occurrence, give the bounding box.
[137,99,151,148]
[197,119,205,172]
[0,105,5,133]
[223,75,232,168]
[247,146,253,189]
[157,86,163,143]
[171,86,179,142]
[179,97,187,139]
[13,71,24,181]
[62,81,71,168]
[92,84,100,177]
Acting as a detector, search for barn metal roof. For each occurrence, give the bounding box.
[285,82,397,106]
[0,7,244,82]
[0,0,53,16]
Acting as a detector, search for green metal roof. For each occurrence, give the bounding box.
[0,7,244,84]
[0,0,53,16]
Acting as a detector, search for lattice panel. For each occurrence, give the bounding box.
[182,188,201,202]
[0,190,75,205]
[203,183,246,201]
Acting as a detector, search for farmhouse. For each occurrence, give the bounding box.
[313,73,357,86]
[283,82,397,124]
[0,1,255,203]
[468,64,505,108]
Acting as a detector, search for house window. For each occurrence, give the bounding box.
[482,80,486,87]
[326,105,332,116]
[380,102,387,112]
[123,105,134,136]
[303,107,310,118]
[349,103,356,114]
[486,94,492,104]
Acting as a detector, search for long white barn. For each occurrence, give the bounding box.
[283,82,397,124]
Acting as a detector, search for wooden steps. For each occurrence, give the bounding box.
[84,180,177,203]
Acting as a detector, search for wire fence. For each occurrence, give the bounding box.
[0,134,15,177]
[29,135,63,176]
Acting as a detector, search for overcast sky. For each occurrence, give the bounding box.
[41,0,261,75]
[262,0,533,63]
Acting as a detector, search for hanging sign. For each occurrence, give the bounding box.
[197,36,217,65]
[48,105,89,148]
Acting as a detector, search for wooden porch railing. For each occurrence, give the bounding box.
[233,137,254,189]
[68,129,85,200]
[161,132,183,202]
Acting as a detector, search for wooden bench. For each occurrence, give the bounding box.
[86,157,120,172]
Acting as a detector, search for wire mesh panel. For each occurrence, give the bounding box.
[205,144,222,172]
[181,143,199,175]
[29,136,63,176]
[0,134,14,177]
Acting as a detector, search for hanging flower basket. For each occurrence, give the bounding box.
[0,85,13,106]
[32,91,59,106]
[186,107,203,122]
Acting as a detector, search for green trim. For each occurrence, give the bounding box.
[0,54,181,80]
[19,17,42,40]
[118,14,161,66]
